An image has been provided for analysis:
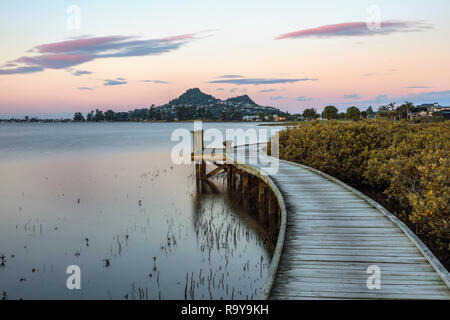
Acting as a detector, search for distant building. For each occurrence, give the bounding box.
[430,103,450,118]
[407,103,450,119]
[407,105,429,119]
[273,116,286,122]
[243,115,259,121]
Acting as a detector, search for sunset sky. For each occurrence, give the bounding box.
[1,0,449,117]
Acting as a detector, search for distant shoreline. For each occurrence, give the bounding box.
[0,119,279,124]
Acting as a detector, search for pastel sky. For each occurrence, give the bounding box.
[1,0,450,117]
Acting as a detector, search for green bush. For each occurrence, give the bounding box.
[277,120,450,266]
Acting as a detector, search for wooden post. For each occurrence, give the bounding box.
[200,160,206,178]
[195,164,200,181]
[192,129,204,184]
[277,206,281,229]
[268,192,277,228]
[248,175,254,211]
[231,166,237,190]
[227,165,232,190]
[258,181,266,221]
[242,173,248,199]
[237,171,242,193]
[251,176,257,211]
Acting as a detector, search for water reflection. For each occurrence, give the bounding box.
[0,123,274,300]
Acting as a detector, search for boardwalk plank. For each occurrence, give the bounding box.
[279,271,441,281]
[231,145,450,300]
[289,248,421,256]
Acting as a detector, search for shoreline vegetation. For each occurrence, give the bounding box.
[3,88,448,124]
[1,107,447,124]
[0,88,289,123]
[272,120,449,270]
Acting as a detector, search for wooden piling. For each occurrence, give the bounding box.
[226,165,232,190]
[231,166,237,190]
[258,181,266,221]
[268,192,276,227]
[242,173,249,199]
[200,160,206,178]
[195,164,200,181]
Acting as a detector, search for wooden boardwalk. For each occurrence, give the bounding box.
[229,144,450,300]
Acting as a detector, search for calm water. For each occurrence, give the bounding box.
[0,122,276,300]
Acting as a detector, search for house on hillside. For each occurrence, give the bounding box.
[273,116,286,122]
[407,103,450,119]
[407,104,430,119]
[243,115,259,121]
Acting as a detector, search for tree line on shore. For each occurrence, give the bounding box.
[3,101,445,123]
[72,105,375,122]
[72,106,262,122]
[303,101,447,122]
[71,102,417,123]
[302,105,375,121]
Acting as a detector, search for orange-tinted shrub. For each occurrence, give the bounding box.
[277,120,449,261]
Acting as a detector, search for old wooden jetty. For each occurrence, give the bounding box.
[191,131,450,300]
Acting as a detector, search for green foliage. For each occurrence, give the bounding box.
[169,88,218,105]
[346,106,361,121]
[322,105,338,120]
[73,112,85,122]
[72,88,288,122]
[86,111,94,121]
[278,121,450,263]
[94,109,104,122]
[226,94,256,105]
[377,102,405,120]
[303,108,319,120]
[337,112,347,120]
[412,113,447,123]
[104,109,115,121]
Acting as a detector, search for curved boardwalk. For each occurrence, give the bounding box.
[230,144,450,300]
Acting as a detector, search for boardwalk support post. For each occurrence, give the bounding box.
[200,160,206,178]
[195,164,200,181]
[242,173,249,199]
[231,166,237,190]
[258,181,266,221]
[191,130,227,182]
[268,192,276,226]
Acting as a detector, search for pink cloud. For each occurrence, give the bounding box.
[275,21,431,40]
[159,33,197,42]
[15,54,94,69]
[34,36,128,53]
[0,33,206,75]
